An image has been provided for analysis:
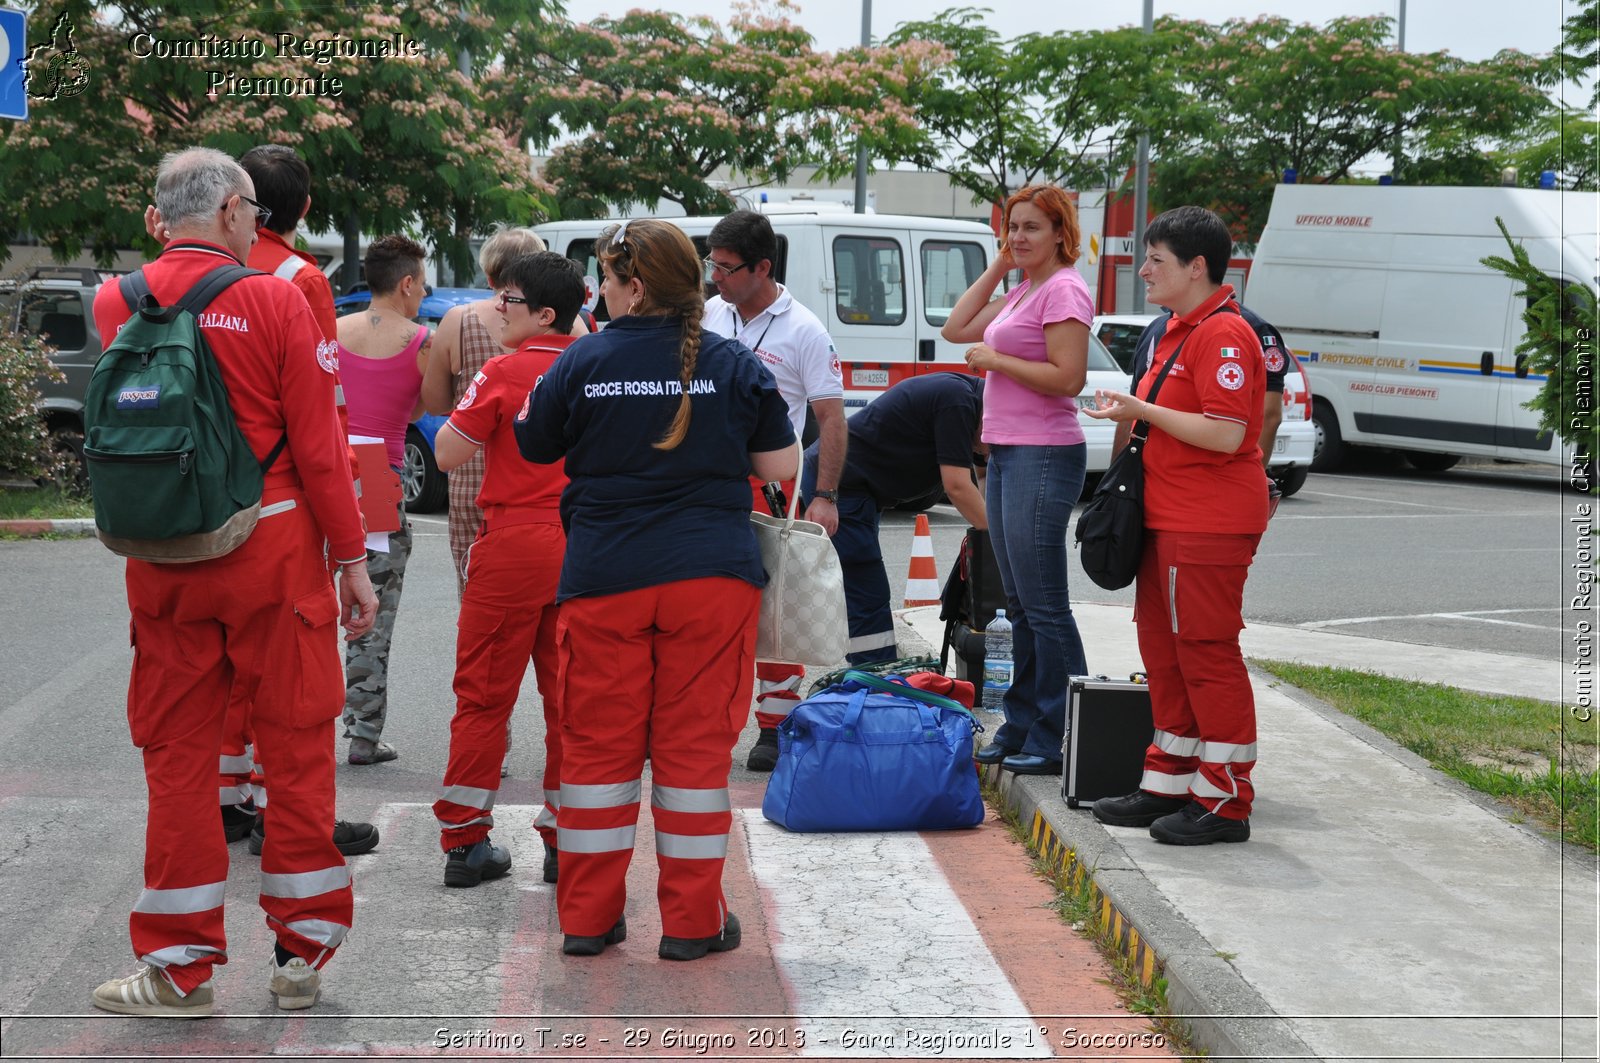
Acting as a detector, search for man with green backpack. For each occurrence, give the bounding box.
[86,147,376,1018]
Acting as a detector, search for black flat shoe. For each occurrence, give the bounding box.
[1000,753,1063,776]
[563,917,627,956]
[973,741,1019,765]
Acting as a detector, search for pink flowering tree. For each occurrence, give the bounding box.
[0,1,548,278]
[1153,15,1560,242]
[882,7,1180,212]
[490,3,944,218]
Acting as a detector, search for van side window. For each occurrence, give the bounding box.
[920,240,985,327]
[832,236,905,326]
[20,290,88,352]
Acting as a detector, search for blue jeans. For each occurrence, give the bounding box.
[986,443,1089,759]
[801,444,897,664]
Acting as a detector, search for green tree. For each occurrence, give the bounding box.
[0,2,548,278]
[883,7,1181,210]
[492,4,942,218]
[1153,15,1561,243]
[1482,218,1598,488]
[1560,0,1600,108]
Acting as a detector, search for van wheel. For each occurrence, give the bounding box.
[1311,401,1344,472]
[1403,451,1460,473]
[1274,465,1309,498]
[403,426,448,513]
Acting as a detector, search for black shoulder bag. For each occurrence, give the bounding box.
[1074,317,1222,590]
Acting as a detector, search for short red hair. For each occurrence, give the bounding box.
[1002,184,1081,267]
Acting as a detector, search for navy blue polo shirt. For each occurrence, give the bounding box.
[1134,304,1288,394]
[838,372,984,508]
[515,314,794,601]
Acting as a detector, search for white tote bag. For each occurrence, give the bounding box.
[750,473,849,665]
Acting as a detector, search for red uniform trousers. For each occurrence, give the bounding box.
[125,492,352,993]
[750,478,804,730]
[216,383,352,819]
[433,516,565,851]
[555,577,758,939]
[1134,530,1261,821]
[216,691,256,810]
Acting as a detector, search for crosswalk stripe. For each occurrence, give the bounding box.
[737,811,1050,1058]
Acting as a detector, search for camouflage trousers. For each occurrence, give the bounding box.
[343,506,412,742]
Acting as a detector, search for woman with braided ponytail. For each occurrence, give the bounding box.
[515,219,796,961]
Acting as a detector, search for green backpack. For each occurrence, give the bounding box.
[84,262,286,563]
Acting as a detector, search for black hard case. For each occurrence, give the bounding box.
[1062,676,1155,809]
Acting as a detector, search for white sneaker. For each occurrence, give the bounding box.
[268,954,320,1010]
[91,965,213,1018]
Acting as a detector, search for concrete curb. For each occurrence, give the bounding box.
[899,610,1314,1061]
[984,768,1318,1062]
[0,517,95,538]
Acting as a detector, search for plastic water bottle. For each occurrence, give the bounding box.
[982,610,1014,711]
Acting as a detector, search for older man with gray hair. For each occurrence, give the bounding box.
[90,147,376,1018]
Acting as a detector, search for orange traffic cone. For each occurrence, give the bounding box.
[904,513,941,607]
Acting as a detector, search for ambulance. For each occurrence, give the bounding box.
[535,210,1132,471]
[1244,183,1597,474]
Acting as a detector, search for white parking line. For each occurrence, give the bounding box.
[1298,488,1480,510]
[1300,607,1565,633]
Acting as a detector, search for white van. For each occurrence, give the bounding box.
[535,211,1130,471]
[1245,184,1597,473]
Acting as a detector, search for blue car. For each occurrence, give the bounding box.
[334,286,494,513]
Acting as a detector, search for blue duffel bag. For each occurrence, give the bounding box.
[762,670,986,832]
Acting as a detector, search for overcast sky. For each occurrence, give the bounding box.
[567,1,1583,73]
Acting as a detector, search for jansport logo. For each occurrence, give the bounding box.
[115,385,161,409]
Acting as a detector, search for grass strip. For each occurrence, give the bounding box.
[1255,659,1599,852]
[0,485,93,520]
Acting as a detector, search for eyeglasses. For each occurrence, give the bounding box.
[225,193,272,229]
[703,258,753,281]
[496,290,530,307]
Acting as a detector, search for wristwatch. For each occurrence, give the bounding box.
[813,489,840,504]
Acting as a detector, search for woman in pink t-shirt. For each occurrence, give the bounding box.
[941,184,1093,776]
[337,235,430,766]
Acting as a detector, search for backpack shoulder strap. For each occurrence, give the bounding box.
[118,271,153,313]
[175,264,263,317]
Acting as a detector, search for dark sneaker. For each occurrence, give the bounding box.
[331,820,379,856]
[347,738,398,765]
[1092,790,1190,828]
[973,741,1019,765]
[444,837,512,887]
[250,819,379,857]
[222,804,258,843]
[542,841,559,885]
[659,912,742,961]
[562,916,627,956]
[1150,801,1251,846]
[91,966,213,1018]
[745,728,780,772]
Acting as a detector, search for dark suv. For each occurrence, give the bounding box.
[0,266,113,475]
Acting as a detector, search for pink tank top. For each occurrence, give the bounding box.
[340,326,426,467]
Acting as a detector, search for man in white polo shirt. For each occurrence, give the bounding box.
[703,209,847,772]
